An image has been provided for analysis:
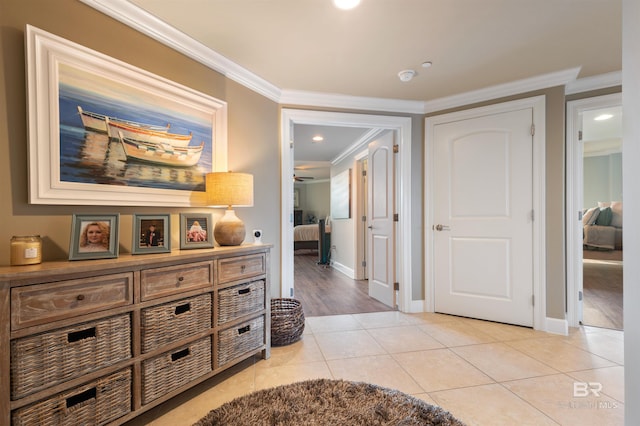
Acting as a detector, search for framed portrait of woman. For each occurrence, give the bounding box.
[179,212,214,249]
[69,213,120,260]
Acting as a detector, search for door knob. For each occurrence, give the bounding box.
[435,224,450,231]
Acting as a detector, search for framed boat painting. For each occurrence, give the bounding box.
[25,25,228,206]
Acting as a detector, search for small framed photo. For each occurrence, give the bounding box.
[69,214,120,260]
[180,213,214,249]
[132,214,171,254]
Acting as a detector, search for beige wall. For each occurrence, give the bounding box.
[0,0,281,288]
[1,0,593,320]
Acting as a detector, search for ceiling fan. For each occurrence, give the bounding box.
[293,174,314,182]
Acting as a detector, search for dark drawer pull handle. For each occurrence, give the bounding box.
[68,327,96,343]
[171,348,190,362]
[76,294,85,301]
[238,288,251,295]
[178,276,185,282]
[66,387,96,409]
[175,303,191,315]
[241,265,246,272]
[238,325,251,335]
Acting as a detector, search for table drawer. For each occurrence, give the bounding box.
[11,273,133,330]
[217,254,265,284]
[217,280,265,325]
[141,337,212,405]
[11,314,131,400]
[217,315,265,368]
[140,261,213,301]
[12,368,132,426]
[141,294,212,353]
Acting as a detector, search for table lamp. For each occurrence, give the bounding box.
[206,172,254,246]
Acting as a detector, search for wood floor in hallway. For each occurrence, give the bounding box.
[293,250,393,317]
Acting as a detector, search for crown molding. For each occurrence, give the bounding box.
[565,71,622,95]
[423,67,582,113]
[279,90,425,114]
[80,1,619,115]
[80,0,281,102]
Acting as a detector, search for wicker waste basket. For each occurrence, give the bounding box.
[270,298,305,346]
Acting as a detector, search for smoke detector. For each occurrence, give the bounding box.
[398,69,416,82]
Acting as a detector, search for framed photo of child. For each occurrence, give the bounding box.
[132,214,171,254]
[180,213,214,249]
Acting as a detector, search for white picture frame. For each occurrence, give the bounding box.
[25,25,228,206]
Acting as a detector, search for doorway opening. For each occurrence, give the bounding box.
[566,93,623,330]
[281,110,413,314]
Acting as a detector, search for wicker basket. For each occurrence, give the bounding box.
[141,337,212,405]
[10,314,131,400]
[270,298,305,347]
[217,316,265,367]
[141,293,212,353]
[12,368,132,426]
[217,280,265,325]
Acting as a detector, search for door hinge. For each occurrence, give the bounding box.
[578,210,583,221]
[393,213,399,222]
[290,288,294,297]
[531,210,535,221]
[394,282,400,291]
[530,124,535,136]
[532,295,535,306]
[362,215,366,222]
[578,130,583,141]
[393,144,399,153]
[362,260,367,267]
[362,170,367,177]
[290,141,294,149]
[578,290,583,301]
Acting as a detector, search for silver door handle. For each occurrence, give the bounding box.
[434,224,450,231]
[367,226,373,229]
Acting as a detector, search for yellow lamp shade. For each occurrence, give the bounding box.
[206,172,254,207]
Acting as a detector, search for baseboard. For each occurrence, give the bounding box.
[545,317,569,335]
[407,300,426,313]
[330,261,354,279]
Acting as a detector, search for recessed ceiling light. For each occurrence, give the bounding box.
[333,0,361,10]
[421,61,433,68]
[312,135,324,142]
[594,114,613,121]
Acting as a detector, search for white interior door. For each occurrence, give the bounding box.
[367,131,395,307]
[433,109,534,326]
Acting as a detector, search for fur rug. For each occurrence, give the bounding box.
[194,378,465,425]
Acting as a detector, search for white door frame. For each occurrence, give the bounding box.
[566,92,622,328]
[424,96,547,331]
[281,109,412,312]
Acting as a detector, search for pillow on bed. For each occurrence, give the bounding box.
[610,201,623,228]
[595,206,612,226]
[582,207,600,226]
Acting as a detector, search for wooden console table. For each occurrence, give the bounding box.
[0,245,271,425]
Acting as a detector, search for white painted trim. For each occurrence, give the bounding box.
[424,96,546,330]
[409,300,426,313]
[80,0,281,102]
[280,90,425,114]
[332,129,383,165]
[423,68,580,113]
[81,1,600,115]
[565,71,622,95]
[545,317,569,335]
[565,93,622,328]
[330,261,355,279]
[281,110,412,312]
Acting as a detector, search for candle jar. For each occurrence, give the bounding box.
[10,235,42,266]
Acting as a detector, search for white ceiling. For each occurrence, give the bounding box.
[99,1,622,177]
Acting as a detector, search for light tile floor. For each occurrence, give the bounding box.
[127,312,624,426]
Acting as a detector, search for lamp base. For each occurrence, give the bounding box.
[214,209,246,246]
